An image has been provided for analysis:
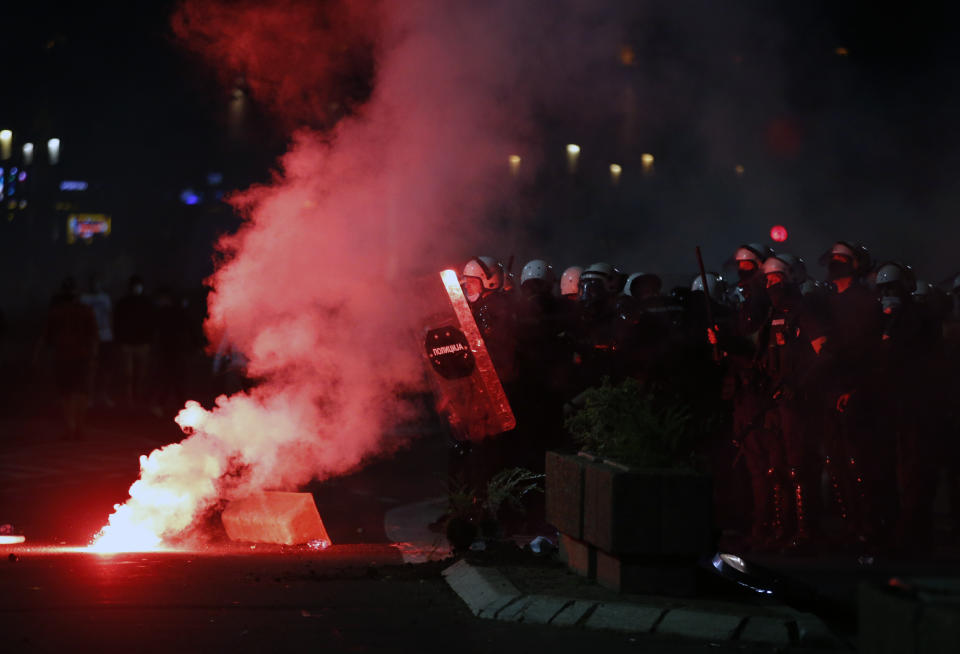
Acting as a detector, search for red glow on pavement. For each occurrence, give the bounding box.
[770,225,788,242]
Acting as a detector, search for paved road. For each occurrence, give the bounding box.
[0,405,818,652]
[1,545,819,653]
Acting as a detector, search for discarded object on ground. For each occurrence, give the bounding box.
[221,492,331,546]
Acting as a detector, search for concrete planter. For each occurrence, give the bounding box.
[545,451,715,594]
[860,578,960,654]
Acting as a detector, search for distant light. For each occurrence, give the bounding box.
[59,180,88,191]
[17,171,26,182]
[66,213,111,245]
[207,172,223,186]
[22,143,34,165]
[641,153,654,175]
[566,144,581,174]
[0,130,11,160]
[18,199,26,209]
[770,225,788,242]
[619,45,636,67]
[180,189,201,205]
[508,154,521,176]
[835,47,849,56]
[734,164,745,177]
[609,163,622,185]
[47,138,61,165]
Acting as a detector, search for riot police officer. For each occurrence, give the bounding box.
[729,255,828,551]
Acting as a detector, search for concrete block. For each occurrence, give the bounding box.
[919,603,960,654]
[582,465,712,557]
[519,595,575,625]
[582,461,659,554]
[656,609,743,641]
[551,600,598,626]
[738,616,792,646]
[595,549,697,595]
[859,582,920,654]
[584,602,664,633]
[441,560,521,617]
[545,452,585,538]
[221,491,330,546]
[794,613,841,647]
[659,472,714,556]
[559,533,595,578]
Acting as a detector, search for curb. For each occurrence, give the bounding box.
[442,560,843,648]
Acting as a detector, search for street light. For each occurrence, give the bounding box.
[47,138,61,165]
[609,163,622,185]
[566,143,580,174]
[22,143,34,165]
[641,153,654,176]
[0,130,11,160]
[508,154,521,177]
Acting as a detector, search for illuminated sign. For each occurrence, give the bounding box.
[59,180,88,191]
[66,213,111,244]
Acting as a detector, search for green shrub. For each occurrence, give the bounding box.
[564,377,697,469]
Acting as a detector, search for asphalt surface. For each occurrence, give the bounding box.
[0,390,952,652]
[2,544,821,654]
[0,396,812,653]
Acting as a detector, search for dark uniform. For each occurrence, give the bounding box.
[818,282,882,544]
[879,294,939,550]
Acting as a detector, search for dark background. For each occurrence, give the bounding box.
[2,0,959,320]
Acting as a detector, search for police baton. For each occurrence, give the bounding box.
[696,245,721,361]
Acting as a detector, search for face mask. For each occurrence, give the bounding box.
[881,295,902,314]
[737,267,757,285]
[827,261,854,281]
[766,285,787,308]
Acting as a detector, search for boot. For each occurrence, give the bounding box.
[747,468,773,548]
[762,470,789,550]
[786,468,815,553]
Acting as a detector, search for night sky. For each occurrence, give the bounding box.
[2,0,959,315]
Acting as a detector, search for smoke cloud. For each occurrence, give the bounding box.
[94,0,631,547]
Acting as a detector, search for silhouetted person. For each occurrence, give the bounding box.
[114,275,154,407]
[80,275,115,407]
[151,288,192,415]
[42,278,99,440]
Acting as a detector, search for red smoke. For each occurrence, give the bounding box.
[93,0,626,549]
[172,0,379,128]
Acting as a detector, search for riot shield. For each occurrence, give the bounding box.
[419,269,516,440]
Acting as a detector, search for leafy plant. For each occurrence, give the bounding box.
[442,467,544,547]
[564,377,696,469]
[483,467,545,519]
